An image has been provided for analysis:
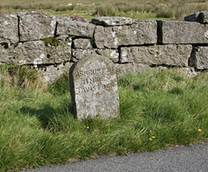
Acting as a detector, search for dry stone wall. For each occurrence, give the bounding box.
[1,11,208,83]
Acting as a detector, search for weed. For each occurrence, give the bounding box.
[0,65,43,89]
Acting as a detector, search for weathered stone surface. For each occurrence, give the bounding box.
[159,21,208,44]
[190,46,208,69]
[71,54,120,119]
[115,63,150,77]
[72,49,119,63]
[94,21,157,48]
[0,14,19,44]
[18,11,56,41]
[73,38,92,49]
[97,49,119,63]
[0,38,71,65]
[0,43,16,64]
[115,64,198,78]
[72,49,96,62]
[38,62,73,84]
[91,16,134,26]
[56,17,95,38]
[184,11,208,24]
[120,45,192,66]
[179,67,198,77]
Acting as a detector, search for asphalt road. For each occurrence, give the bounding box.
[24,143,208,172]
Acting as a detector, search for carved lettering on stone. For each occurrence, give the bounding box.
[71,55,120,119]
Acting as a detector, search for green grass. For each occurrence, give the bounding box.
[1,66,208,171]
[0,0,208,19]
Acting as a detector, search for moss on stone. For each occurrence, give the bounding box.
[42,37,60,47]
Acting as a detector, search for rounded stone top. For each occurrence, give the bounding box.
[73,54,115,76]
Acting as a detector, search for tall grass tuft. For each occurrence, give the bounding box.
[0,65,45,90]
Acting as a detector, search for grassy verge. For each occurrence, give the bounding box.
[1,67,208,171]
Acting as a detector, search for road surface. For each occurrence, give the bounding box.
[24,143,208,172]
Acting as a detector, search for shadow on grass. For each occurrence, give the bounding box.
[20,103,75,129]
